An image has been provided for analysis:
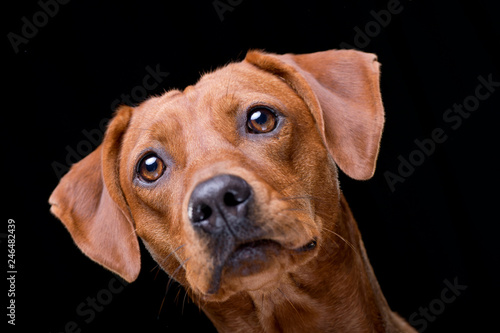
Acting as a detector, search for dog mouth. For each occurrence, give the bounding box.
[205,237,317,294]
[225,239,282,276]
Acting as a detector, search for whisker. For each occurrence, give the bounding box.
[301,220,359,256]
[158,292,168,319]
[174,288,182,304]
[150,244,186,273]
[153,266,162,280]
[182,289,189,315]
[277,175,305,195]
[277,288,302,321]
[158,256,191,317]
[167,257,191,290]
[323,227,358,255]
[273,207,359,257]
[127,228,138,240]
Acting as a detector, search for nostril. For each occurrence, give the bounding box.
[190,203,213,223]
[198,204,213,221]
[224,191,242,207]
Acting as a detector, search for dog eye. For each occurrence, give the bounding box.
[137,154,166,182]
[247,107,278,134]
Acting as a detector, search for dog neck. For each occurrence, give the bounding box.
[199,194,404,333]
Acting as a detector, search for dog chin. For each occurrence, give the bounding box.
[197,257,287,302]
[191,238,318,302]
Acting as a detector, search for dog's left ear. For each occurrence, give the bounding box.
[245,49,384,180]
[49,106,141,282]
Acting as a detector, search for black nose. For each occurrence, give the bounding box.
[188,174,252,234]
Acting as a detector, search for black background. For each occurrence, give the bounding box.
[4,0,500,332]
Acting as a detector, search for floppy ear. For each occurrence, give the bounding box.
[49,106,140,282]
[245,49,384,180]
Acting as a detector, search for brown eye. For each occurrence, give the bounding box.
[137,154,165,182]
[247,107,278,133]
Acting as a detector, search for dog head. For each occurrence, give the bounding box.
[49,49,384,301]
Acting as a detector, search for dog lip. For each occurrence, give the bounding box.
[234,239,281,253]
[294,238,317,252]
[223,237,317,273]
[224,239,282,275]
[226,237,317,267]
[231,239,282,259]
[203,238,318,295]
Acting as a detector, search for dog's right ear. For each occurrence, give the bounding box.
[49,106,141,283]
[246,49,384,180]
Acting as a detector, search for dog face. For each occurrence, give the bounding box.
[121,61,331,300]
[49,49,384,302]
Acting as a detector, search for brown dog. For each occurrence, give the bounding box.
[49,49,416,332]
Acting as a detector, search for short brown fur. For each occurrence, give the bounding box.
[50,49,416,332]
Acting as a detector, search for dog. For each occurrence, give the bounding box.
[49,49,416,332]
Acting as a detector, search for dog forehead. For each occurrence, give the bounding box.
[133,61,288,128]
[122,60,303,163]
[194,61,276,91]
